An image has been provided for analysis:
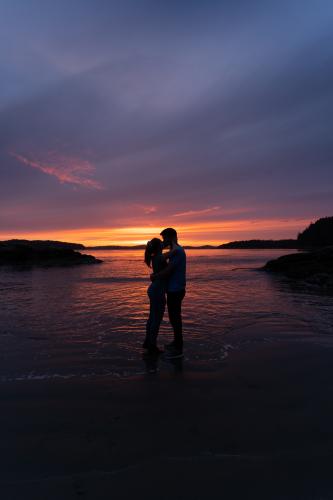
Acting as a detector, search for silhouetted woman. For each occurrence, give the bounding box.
[143,238,170,354]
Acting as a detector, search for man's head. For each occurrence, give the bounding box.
[160,227,178,247]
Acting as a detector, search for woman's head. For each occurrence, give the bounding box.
[144,238,163,267]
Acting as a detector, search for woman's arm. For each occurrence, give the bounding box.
[150,261,175,281]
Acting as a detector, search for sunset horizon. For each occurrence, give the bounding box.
[0,215,318,246]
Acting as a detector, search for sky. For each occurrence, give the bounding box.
[1,0,333,245]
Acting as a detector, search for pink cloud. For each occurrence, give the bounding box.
[10,151,103,189]
[131,204,158,215]
[173,206,221,217]
[143,206,157,214]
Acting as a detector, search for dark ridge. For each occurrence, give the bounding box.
[218,239,298,249]
[184,245,217,249]
[86,245,147,250]
[1,239,85,250]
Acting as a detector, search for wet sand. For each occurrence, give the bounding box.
[1,338,333,500]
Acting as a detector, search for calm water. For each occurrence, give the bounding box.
[0,249,333,380]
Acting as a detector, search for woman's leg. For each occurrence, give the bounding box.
[146,289,166,347]
[143,304,153,347]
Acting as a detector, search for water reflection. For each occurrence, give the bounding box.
[142,351,184,375]
[0,249,333,381]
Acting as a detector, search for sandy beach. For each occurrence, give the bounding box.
[2,332,333,500]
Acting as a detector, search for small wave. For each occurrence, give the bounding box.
[0,368,146,383]
[79,277,147,283]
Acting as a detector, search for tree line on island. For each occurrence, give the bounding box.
[216,216,333,249]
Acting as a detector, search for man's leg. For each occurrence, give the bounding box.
[149,293,166,347]
[167,290,185,349]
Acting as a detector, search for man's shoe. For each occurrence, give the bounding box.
[147,345,164,356]
[164,341,178,350]
[163,348,183,359]
[165,341,183,351]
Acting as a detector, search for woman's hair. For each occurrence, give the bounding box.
[144,238,163,267]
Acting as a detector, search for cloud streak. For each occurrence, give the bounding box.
[9,151,103,189]
[173,206,221,217]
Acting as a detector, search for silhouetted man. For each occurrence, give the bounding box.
[150,227,186,357]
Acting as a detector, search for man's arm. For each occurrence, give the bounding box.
[160,248,177,261]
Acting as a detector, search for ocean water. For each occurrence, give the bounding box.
[0,249,332,380]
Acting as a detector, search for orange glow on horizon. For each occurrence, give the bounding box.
[0,217,312,246]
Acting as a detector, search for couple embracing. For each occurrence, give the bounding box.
[143,227,186,359]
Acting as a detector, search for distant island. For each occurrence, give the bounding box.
[218,239,298,249]
[85,244,218,250]
[86,241,299,250]
[0,240,102,267]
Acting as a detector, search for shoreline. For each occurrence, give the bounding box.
[85,246,301,251]
[2,335,333,499]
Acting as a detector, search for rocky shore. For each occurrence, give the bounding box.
[263,246,333,288]
[0,240,102,267]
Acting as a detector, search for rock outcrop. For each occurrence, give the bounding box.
[0,240,102,267]
[263,247,333,288]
